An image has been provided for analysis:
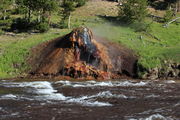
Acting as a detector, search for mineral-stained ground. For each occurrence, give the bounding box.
[29,27,137,79]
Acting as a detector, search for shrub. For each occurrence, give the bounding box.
[163,10,173,23]
[0,19,13,31]
[59,20,68,29]
[0,29,4,35]
[75,0,86,7]
[34,22,50,33]
[11,18,30,31]
[11,18,49,33]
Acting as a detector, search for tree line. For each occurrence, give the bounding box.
[0,0,179,33]
[119,0,180,24]
[0,0,86,33]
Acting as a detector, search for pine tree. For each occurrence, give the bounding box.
[34,0,58,24]
[0,0,13,20]
[119,0,148,23]
[15,0,34,23]
[16,0,58,24]
[60,0,76,29]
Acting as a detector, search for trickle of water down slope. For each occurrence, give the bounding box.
[0,80,180,120]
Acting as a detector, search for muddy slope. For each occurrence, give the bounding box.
[29,27,137,79]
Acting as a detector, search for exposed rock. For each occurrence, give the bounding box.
[144,60,180,80]
[146,67,159,80]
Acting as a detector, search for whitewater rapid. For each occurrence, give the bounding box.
[0,80,146,107]
[0,80,179,120]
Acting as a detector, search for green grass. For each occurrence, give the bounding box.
[0,1,179,78]
[84,20,180,69]
[0,29,70,78]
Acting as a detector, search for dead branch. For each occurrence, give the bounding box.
[163,17,180,27]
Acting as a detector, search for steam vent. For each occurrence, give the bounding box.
[30,27,138,79]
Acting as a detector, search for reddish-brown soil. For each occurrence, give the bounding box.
[28,27,137,80]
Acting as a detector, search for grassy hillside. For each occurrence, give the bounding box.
[0,0,179,78]
[90,21,180,69]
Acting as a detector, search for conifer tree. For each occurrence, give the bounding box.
[61,0,76,29]
[119,0,148,23]
[0,0,13,20]
[15,0,34,23]
[34,0,58,23]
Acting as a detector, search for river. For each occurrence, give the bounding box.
[0,79,180,120]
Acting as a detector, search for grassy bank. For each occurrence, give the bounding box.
[0,29,70,78]
[89,21,180,69]
[0,1,179,78]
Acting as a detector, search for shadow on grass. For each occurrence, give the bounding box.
[97,15,128,27]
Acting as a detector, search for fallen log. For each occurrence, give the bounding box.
[163,17,180,27]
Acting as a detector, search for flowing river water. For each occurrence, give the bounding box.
[0,79,180,120]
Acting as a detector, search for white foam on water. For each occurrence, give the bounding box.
[92,81,148,87]
[174,102,180,107]
[164,80,176,84]
[0,81,67,101]
[19,81,67,101]
[2,81,142,107]
[86,80,97,83]
[1,81,112,107]
[0,94,34,101]
[10,112,19,116]
[139,114,173,120]
[65,91,132,107]
[73,84,88,87]
[0,94,17,99]
[55,80,71,86]
[129,114,173,120]
[93,81,114,87]
[120,81,147,86]
[1,81,54,90]
[56,80,148,88]
[93,91,128,99]
[19,81,53,89]
[66,96,112,107]
[67,98,112,107]
[0,82,21,87]
[47,91,119,107]
[36,93,67,101]
[75,91,129,100]
[145,94,160,98]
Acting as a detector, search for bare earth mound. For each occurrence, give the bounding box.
[29,27,137,80]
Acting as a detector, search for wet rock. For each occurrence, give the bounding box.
[144,67,159,80]
[144,60,180,80]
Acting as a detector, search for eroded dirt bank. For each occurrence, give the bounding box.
[28,27,137,80]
